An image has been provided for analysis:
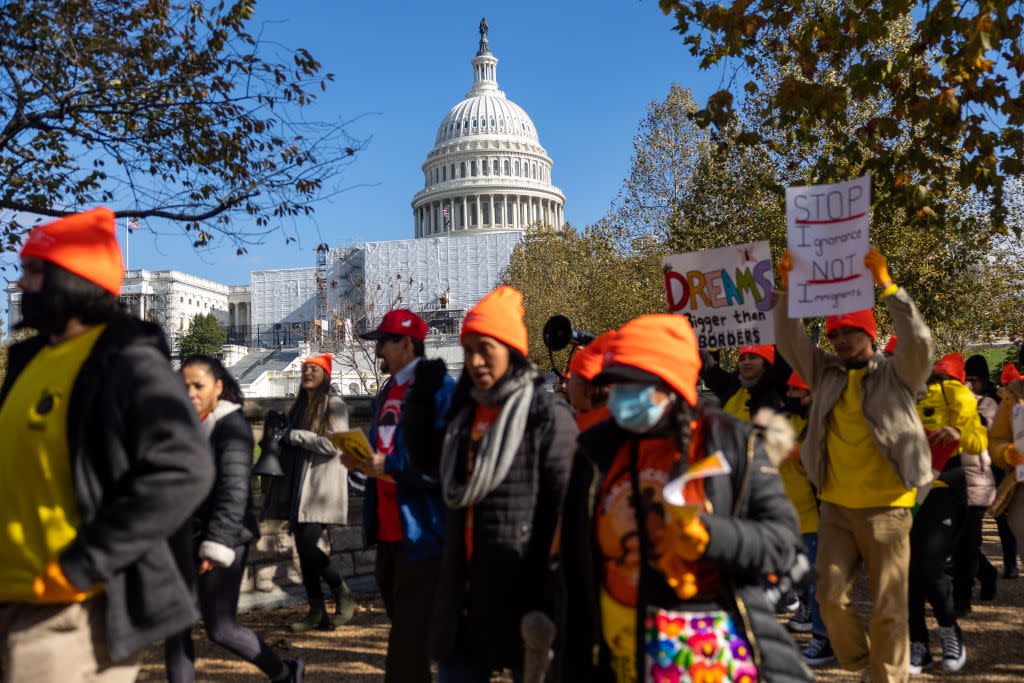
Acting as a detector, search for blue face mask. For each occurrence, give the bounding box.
[607,384,670,434]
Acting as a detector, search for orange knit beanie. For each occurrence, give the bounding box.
[20,207,124,295]
[568,330,618,381]
[739,344,775,365]
[596,314,701,406]
[933,353,966,383]
[304,353,333,376]
[460,286,528,355]
[787,371,809,391]
[826,309,877,341]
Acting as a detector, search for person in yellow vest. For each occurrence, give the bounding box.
[699,344,789,422]
[774,247,934,683]
[566,330,617,432]
[906,353,986,674]
[0,208,215,681]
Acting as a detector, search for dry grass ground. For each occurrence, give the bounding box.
[137,517,1024,681]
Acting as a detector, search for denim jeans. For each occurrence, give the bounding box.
[802,532,829,639]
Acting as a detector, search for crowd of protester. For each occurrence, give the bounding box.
[1,208,1023,683]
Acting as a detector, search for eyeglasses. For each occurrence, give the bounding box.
[375,334,404,347]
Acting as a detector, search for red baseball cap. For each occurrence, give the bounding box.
[360,309,429,342]
[1002,364,1023,385]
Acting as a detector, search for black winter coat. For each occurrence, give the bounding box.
[556,407,812,683]
[429,377,577,671]
[0,316,215,661]
[197,405,260,550]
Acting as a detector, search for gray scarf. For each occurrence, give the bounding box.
[441,369,537,509]
[738,375,759,389]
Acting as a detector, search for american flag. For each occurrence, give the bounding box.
[127,218,140,230]
[442,206,450,219]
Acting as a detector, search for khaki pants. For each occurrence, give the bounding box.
[0,596,140,683]
[817,502,912,683]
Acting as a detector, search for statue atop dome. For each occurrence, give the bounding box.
[477,17,491,56]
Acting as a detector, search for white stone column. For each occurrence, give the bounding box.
[462,196,468,229]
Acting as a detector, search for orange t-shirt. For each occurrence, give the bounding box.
[465,403,500,561]
[577,404,612,432]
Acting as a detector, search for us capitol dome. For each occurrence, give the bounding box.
[411,18,565,238]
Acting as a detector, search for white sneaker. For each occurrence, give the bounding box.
[937,624,966,672]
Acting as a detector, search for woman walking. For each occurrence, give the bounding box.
[558,314,811,683]
[261,353,357,632]
[165,355,303,682]
[413,286,577,682]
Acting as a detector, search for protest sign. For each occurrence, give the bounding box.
[663,241,775,348]
[786,176,873,317]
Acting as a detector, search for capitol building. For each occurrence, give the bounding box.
[411,19,565,237]
[6,19,564,397]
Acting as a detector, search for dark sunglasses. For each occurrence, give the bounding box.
[375,334,404,347]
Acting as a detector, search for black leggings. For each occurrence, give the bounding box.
[294,522,342,601]
[165,544,285,683]
[908,486,965,643]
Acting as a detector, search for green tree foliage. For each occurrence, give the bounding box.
[501,224,664,368]
[176,313,227,360]
[0,0,363,252]
[611,84,786,258]
[657,0,1024,236]
[615,76,1023,348]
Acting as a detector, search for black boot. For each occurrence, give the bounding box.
[289,599,331,632]
[271,658,305,682]
[330,580,357,627]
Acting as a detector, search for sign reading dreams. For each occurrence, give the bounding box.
[663,241,775,348]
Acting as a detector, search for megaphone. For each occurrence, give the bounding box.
[542,315,595,352]
[252,410,287,477]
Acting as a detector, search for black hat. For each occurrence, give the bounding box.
[965,354,989,380]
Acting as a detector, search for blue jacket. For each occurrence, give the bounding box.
[363,358,456,561]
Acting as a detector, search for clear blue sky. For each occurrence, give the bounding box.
[10,1,730,287]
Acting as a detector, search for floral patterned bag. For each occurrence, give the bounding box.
[644,606,757,683]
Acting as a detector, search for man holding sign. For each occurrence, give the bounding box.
[356,309,456,683]
[774,246,934,683]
